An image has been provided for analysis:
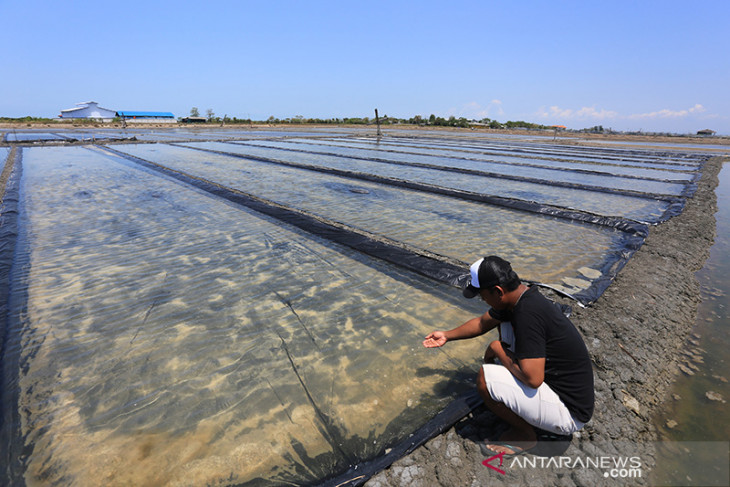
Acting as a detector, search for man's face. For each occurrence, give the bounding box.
[479,286,505,310]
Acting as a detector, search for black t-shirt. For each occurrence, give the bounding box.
[489,286,594,423]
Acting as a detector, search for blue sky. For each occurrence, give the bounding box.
[1,0,728,134]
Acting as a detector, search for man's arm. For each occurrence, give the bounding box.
[423,311,500,348]
[487,340,545,388]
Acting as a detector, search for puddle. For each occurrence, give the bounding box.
[651,161,730,485]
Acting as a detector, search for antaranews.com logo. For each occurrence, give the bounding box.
[482,452,642,479]
[481,441,730,486]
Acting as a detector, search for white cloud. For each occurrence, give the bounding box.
[536,103,710,123]
[535,105,618,121]
[531,103,724,133]
[456,100,504,119]
[628,104,706,120]
[490,100,505,117]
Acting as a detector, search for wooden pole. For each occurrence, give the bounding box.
[375,108,382,137]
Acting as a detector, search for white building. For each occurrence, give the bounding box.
[59,101,117,121]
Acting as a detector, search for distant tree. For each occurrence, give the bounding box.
[429,114,436,124]
[190,107,200,117]
[505,120,547,129]
[206,109,215,121]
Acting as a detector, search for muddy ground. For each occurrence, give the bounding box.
[363,155,726,487]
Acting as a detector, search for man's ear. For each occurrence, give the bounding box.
[494,285,505,297]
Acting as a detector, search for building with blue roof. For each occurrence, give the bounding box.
[116,111,177,123]
[59,102,177,123]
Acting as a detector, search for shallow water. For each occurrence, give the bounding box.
[115,142,633,294]
[1,134,719,486]
[241,138,698,182]
[652,160,730,485]
[336,137,705,169]
[185,141,675,224]
[6,146,493,486]
[584,139,730,152]
[293,137,703,176]
[243,140,690,195]
[4,133,65,142]
[127,128,350,142]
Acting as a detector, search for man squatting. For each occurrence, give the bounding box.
[423,256,594,456]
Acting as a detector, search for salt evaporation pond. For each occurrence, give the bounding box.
[233,138,699,182]
[358,136,705,167]
[241,139,691,196]
[5,146,489,486]
[0,132,706,486]
[182,139,683,224]
[114,142,634,292]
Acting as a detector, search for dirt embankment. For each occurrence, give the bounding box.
[365,156,726,487]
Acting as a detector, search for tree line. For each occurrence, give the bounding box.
[186,107,559,130]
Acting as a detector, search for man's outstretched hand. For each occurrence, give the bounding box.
[423,331,447,348]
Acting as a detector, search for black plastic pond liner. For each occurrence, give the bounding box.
[0,145,676,486]
[180,143,689,204]
[0,148,24,483]
[225,139,701,221]
[5,133,68,143]
[377,135,708,166]
[3,132,140,145]
[313,389,484,487]
[175,143,656,234]
[93,144,470,286]
[273,137,704,176]
[229,140,697,185]
[254,298,572,487]
[97,144,647,306]
[54,132,79,141]
[324,138,703,199]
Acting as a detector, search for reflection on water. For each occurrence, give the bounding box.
[323,137,705,170]
[239,138,699,182]
[9,147,492,485]
[4,133,66,142]
[652,161,730,485]
[251,140,690,195]
[187,140,675,223]
[115,142,632,294]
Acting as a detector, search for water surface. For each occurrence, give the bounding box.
[184,141,675,224]
[652,161,730,485]
[116,142,632,294]
[7,146,492,486]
